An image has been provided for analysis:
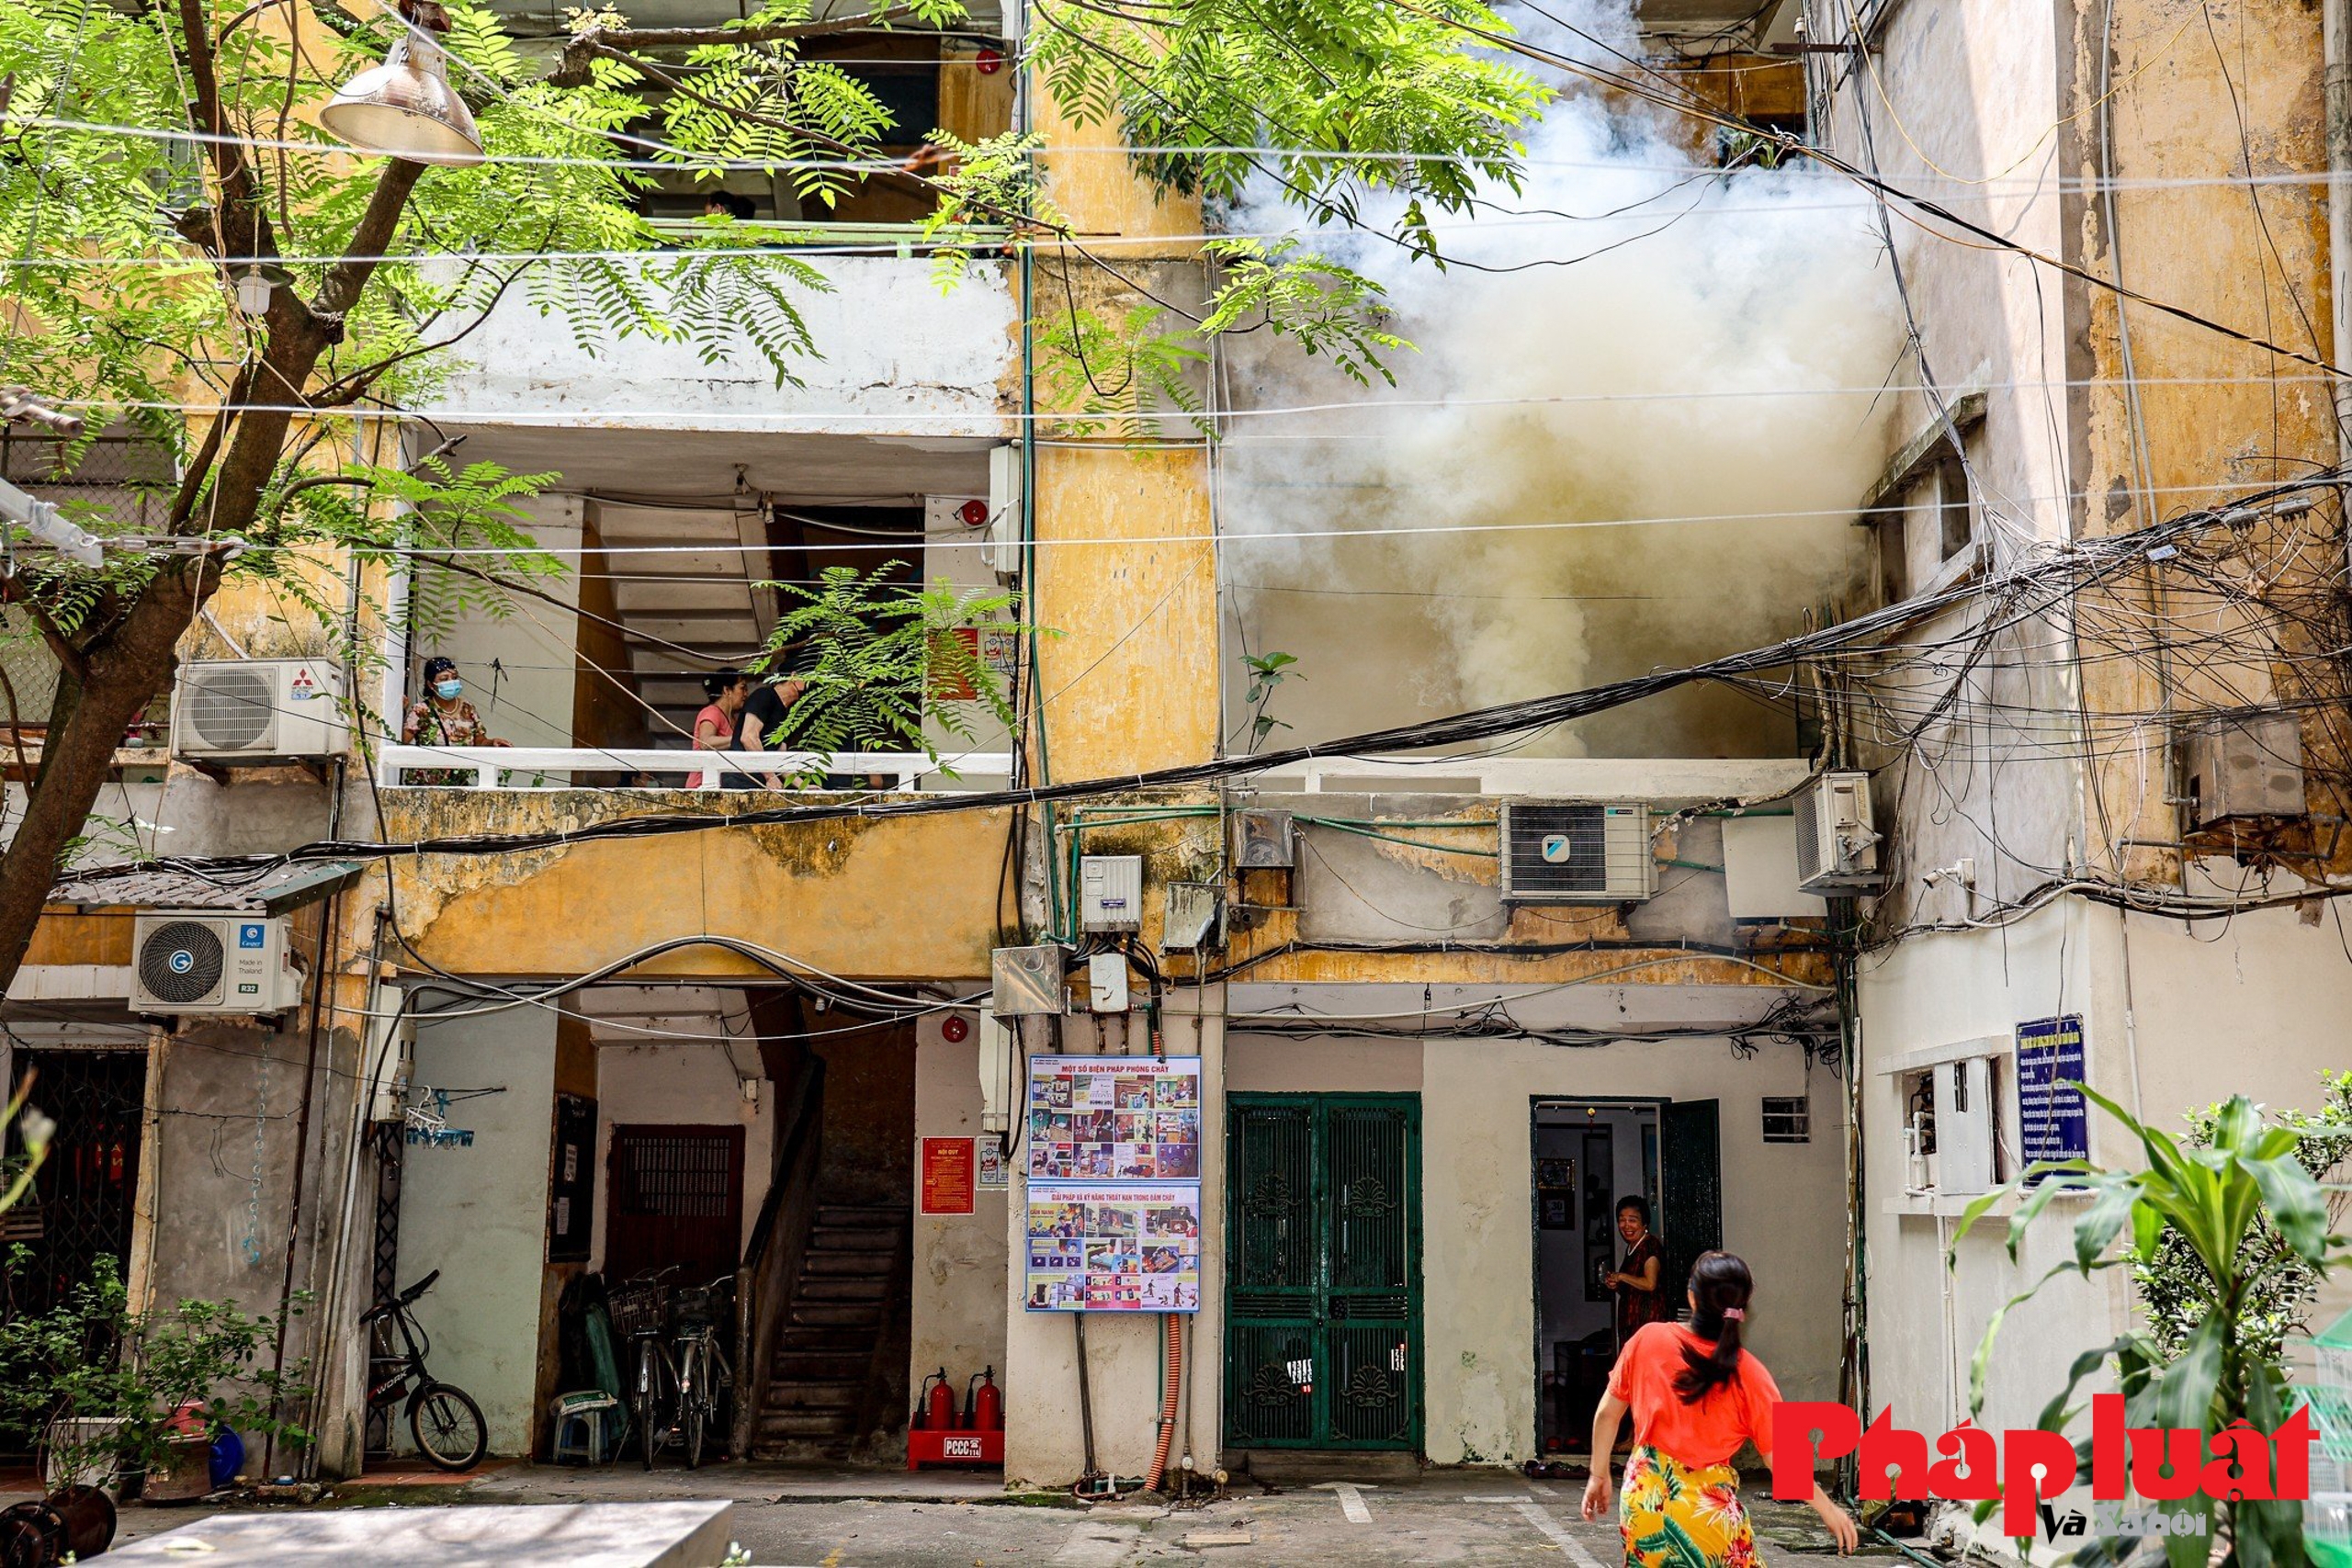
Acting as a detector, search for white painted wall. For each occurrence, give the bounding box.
[398,1005,558,1455]
[432,257,1017,439]
[910,1016,1011,1394]
[1859,896,2352,1446]
[410,495,586,752]
[1418,1034,1848,1466]
[589,1041,774,1271]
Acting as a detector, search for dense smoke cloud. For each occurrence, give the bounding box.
[1216,2,1905,758]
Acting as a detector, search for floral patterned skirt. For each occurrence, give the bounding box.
[1619,1444,1758,1568]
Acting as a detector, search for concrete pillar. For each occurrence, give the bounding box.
[1001,987,1225,1485]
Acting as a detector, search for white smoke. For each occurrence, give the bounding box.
[1216,3,1905,757]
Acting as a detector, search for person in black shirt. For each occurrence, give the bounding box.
[727,660,810,790]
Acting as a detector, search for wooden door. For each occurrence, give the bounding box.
[1660,1099,1722,1303]
[605,1124,744,1285]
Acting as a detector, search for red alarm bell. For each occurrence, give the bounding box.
[974,46,1005,74]
[942,1014,970,1043]
[958,497,989,527]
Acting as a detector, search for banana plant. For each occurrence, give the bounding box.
[1951,1087,2343,1568]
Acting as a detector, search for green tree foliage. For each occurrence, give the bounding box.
[0,0,1550,995]
[1951,1085,2346,1568]
[762,564,1027,772]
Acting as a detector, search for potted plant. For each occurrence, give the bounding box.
[0,1249,313,1522]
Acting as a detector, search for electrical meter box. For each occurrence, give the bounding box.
[1079,855,1143,932]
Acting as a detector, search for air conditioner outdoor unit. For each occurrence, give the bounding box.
[1499,802,1654,903]
[367,986,414,1122]
[983,444,1023,580]
[131,912,304,1015]
[2176,712,2306,829]
[172,658,347,763]
[1793,771,1885,894]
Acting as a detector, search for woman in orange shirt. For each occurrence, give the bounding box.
[1581,1251,1856,1568]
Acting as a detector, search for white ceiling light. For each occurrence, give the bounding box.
[321,0,485,168]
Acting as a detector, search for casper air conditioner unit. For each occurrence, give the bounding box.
[132,912,304,1015]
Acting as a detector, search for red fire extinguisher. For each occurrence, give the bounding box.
[916,1368,957,1431]
[966,1366,1002,1432]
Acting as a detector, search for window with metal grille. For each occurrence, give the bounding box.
[1760,1095,1811,1144]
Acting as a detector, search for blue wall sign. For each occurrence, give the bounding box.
[2016,1015,2088,1180]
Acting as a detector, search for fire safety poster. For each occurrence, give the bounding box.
[1023,1055,1201,1180]
[1023,1184,1203,1313]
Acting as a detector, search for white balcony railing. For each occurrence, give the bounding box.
[377,747,1014,792]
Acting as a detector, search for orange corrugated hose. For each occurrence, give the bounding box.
[1147,1313,1182,1492]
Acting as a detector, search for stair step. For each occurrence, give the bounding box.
[772,1349,871,1382]
[789,1301,884,1327]
[758,1410,858,1438]
[797,1276,888,1302]
[778,1325,870,1352]
[815,1205,906,1228]
[802,1249,897,1276]
[762,1381,862,1412]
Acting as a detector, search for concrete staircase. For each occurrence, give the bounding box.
[753,1202,910,1456]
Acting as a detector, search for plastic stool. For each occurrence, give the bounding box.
[549,1393,619,1465]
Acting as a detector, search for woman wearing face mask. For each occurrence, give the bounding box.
[1582,1250,1856,1565]
[399,657,507,785]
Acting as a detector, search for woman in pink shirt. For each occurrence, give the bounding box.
[1583,1251,1855,1566]
[690,671,752,788]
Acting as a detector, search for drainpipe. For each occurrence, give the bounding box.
[2330,0,2352,490]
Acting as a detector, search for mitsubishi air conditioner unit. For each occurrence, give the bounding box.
[1500,802,1654,903]
[172,658,347,763]
[1793,771,1886,894]
[131,912,304,1015]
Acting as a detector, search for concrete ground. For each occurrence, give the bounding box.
[110,1462,1911,1568]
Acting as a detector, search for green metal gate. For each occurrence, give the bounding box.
[1224,1094,1422,1450]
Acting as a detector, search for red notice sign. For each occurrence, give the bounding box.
[921,1137,977,1215]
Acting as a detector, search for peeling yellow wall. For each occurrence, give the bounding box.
[1032,446,1219,775]
[2063,0,2334,874]
[383,794,1017,980]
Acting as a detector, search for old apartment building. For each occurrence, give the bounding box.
[3,0,2347,1511]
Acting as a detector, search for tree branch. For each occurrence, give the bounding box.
[6,585,89,684]
[550,6,928,84]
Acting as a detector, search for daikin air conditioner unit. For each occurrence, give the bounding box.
[171,659,347,763]
[1792,772,1885,894]
[1499,802,1654,903]
[131,912,304,1015]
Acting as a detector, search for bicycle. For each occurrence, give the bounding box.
[613,1271,733,1470]
[671,1275,735,1471]
[361,1270,489,1472]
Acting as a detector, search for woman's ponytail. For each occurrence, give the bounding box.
[1672,1250,1754,1404]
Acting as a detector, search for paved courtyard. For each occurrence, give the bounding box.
[108,1463,1906,1568]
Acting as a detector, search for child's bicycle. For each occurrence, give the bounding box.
[362,1270,489,1471]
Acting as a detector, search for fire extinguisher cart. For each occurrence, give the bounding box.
[907,1367,1005,1471]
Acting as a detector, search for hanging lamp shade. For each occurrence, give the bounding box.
[321,2,483,167]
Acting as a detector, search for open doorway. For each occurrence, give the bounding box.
[1531,1098,1723,1455]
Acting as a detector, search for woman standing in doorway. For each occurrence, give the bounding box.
[689,670,752,788]
[1581,1251,1856,1566]
[1605,1196,1669,1346]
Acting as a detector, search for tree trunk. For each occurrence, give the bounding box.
[0,568,207,986]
